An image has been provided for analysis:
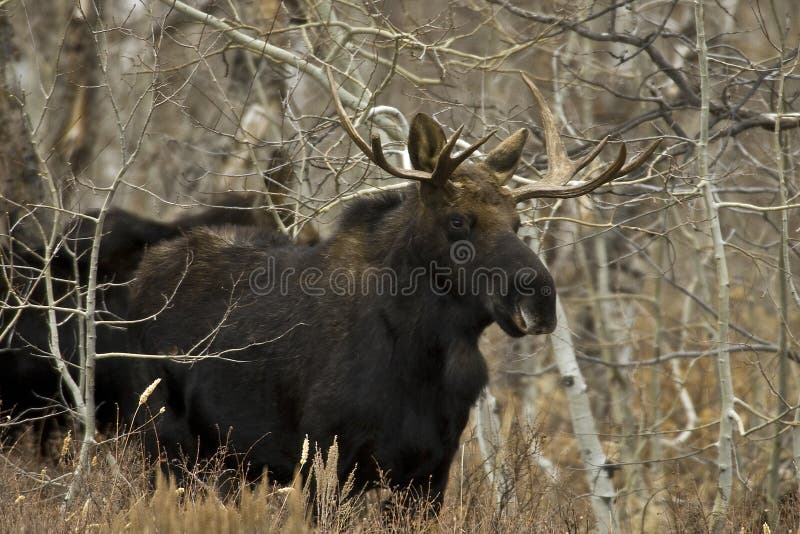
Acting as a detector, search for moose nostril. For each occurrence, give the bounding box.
[516,292,556,335]
[534,317,557,335]
[514,301,557,335]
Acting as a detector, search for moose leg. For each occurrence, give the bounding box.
[382,446,457,516]
[415,449,455,512]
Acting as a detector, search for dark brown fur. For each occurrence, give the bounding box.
[0,155,312,444]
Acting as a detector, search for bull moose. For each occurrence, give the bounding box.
[124,71,658,508]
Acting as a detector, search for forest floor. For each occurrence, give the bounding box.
[0,421,795,534]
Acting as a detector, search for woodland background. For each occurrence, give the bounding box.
[0,0,799,532]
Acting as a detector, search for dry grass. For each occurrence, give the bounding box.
[0,422,586,534]
[1,418,796,534]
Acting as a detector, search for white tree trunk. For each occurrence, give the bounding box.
[695,2,736,530]
[550,298,618,534]
[475,389,513,509]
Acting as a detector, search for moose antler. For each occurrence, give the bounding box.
[326,67,494,186]
[512,74,661,201]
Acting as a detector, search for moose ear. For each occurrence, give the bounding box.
[408,113,447,172]
[483,128,528,184]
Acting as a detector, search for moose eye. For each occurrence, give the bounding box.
[449,215,467,231]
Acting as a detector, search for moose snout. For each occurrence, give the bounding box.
[510,262,557,335]
[511,294,557,335]
[492,240,559,336]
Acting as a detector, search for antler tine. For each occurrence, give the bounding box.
[430,125,464,185]
[571,136,610,176]
[512,144,627,201]
[513,72,661,202]
[452,130,497,168]
[430,127,496,185]
[327,67,374,159]
[522,74,581,186]
[441,125,466,162]
[369,133,425,179]
[511,139,664,201]
[613,139,662,177]
[326,67,430,182]
[526,71,625,186]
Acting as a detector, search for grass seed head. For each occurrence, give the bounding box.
[59,430,72,463]
[300,435,309,467]
[138,378,162,406]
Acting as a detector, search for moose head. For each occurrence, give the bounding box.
[327,69,659,338]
